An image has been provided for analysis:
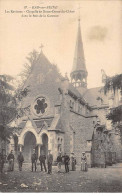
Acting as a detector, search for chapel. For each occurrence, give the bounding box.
[7,17,122,167]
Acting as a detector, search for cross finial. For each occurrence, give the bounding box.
[40,44,44,53]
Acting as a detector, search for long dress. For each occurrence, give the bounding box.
[71,156,76,171]
[81,154,87,171]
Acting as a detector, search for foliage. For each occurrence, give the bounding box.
[19,49,62,86]
[0,48,62,141]
[19,49,39,82]
[0,125,13,142]
[0,74,29,141]
[106,105,122,124]
[104,74,122,94]
[0,75,15,140]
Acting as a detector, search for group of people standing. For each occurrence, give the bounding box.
[0,150,15,173]
[56,152,88,173]
[31,149,53,174]
[0,150,88,173]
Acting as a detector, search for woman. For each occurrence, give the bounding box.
[70,152,76,171]
[81,152,88,171]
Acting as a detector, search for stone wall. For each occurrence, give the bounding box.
[91,126,115,167]
[60,92,94,165]
[110,128,122,161]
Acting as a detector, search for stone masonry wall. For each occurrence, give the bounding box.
[69,112,95,165]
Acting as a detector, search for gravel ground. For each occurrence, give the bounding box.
[0,162,122,192]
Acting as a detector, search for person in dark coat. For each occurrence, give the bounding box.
[0,152,5,173]
[17,152,24,171]
[57,152,62,172]
[47,150,53,174]
[31,149,37,172]
[39,152,47,172]
[7,150,14,171]
[63,153,70,173]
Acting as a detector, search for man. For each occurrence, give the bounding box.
[17,151,24,171]
[81,152,88,171]
[0,152,5,173]
[7,150,14,171]
[70,152,76,171]
[39,152,47,172]
[57,152,62,173]
[47,150,53,174]
[31,149,37,172]
[64,153,70,173]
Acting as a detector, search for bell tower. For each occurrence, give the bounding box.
[70,17,88,89]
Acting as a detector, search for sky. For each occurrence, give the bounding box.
[0,0,122,88]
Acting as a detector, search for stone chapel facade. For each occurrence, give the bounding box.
[7,18,122,167]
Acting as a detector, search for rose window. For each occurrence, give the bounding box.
[34,97,48,115]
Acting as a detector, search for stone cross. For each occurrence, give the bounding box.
[40,44,44,53]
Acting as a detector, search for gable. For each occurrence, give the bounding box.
[21,53,62,118]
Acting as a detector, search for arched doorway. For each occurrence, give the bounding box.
[40,134,48,157]
[23,131,37,162]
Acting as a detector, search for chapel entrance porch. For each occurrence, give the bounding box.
[23,131,37,162]
[21,131,48,162]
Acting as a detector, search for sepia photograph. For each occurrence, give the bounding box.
[0,0,122,193]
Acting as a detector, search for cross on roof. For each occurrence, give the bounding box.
[40,44,44,53]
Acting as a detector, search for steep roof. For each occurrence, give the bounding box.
[20,52,62,119]
[34,118,53,129]
[68,83,83,98]
[49,115,62,131]
[83,87,109,108]
[71,19,87,73]
[23,52,59,88]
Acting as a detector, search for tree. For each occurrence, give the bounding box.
[0,49,61,142]
[19,49,39,83]
[103,73,122,126]
[106,105,122,125]
[0,74,29,142]
[104,74,122,95]
[19,49,62,87]
[0,75,15,141]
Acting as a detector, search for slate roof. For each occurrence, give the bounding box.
[18,121,26,129]
[68,83,83,99]
[71,20,87,73]
[82,87,109,108]
[20,52,61,119]
[49,115,62,131]
[34,118,53,128]
[16,115,62,132]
